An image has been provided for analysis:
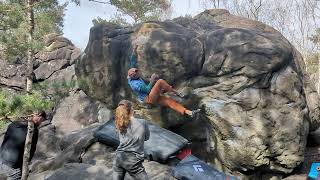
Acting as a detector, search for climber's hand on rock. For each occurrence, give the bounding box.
[133,45,138,54]
[150,73,159,84]
[153,73,159,80]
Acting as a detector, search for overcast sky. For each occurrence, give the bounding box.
[60,0,209,49]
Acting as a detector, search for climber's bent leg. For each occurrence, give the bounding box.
[157,95,187,115]
[146,79,173,104]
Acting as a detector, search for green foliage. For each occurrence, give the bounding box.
[0,78,80,122]
[51,79,77,98]
[109,13,130,26]
[0,90,53,119]
[77,77,90,92]
[73,0,171,25]
[34,79,78,105]
[109,0,171,23]
[22,92,53,113]
[0,88,53,130]
[0,0,66,61]
[0,79,81,129]
[92,14,130,26]
[92,17,109,26]
[0,2,24,29]
[0,119,9,130]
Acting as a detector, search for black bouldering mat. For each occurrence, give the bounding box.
[172,154,238,180]
[94,118,189,162]
[94,119,119,148]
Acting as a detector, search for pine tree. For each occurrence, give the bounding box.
[109,0,171,23]
[1,1,65,179]
[73,0,171,25]
[0,0,66,61]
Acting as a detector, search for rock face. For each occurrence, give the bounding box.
[0,34,116,178]
[0,32,110,157]
[30,139,173,180]
[31,90,111,169]
[81,143,173,179]
[29,163,112,180]
[0,59,27,90]
[51,90,111,136]
[81,142,115,168]
[0,34,81,92]
[0,33,111,143]
[30,161,173,180]
[31,124,99,174]
[34,34,80,94]
[33,123,60,160]
[75,9,320,176]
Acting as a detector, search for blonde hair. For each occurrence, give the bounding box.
[115,100,133,134]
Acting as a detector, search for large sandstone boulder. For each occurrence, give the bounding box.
[33,123,60,160]
[30,90,111,170]
[0,34,124,179]
[31,124,99,173]
[34,34,81,94]
[75,9,320,177]
[31,140,173,180]
[29,163,112,180]
[30,161,173,180]
[51,90,111,136]
[81,142,173,179]
[81,142,115,168]
[0,34,81,92]
[82,143,173,179]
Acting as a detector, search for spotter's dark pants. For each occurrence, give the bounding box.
[113,151,148,180]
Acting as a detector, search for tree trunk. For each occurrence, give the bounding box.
[21,121,34,180]
[318,55,320,94]
[22,1,35,179]
[26,0,34,93]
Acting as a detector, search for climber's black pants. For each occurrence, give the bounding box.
[0,162,21,180]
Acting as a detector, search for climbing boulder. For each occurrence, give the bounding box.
[75,9,320,177]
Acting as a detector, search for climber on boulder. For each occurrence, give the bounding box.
[127,45,200,118]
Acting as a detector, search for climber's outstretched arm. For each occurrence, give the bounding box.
[130,45,138,68]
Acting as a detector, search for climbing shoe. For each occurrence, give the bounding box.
[176,91,186,98]
[191,109,201,118]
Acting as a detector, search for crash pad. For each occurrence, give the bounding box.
[94,118,189,162]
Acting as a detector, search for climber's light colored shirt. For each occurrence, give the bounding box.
[116,118,150,158]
